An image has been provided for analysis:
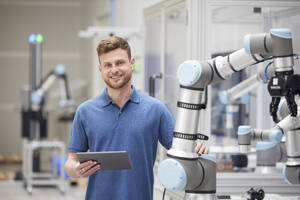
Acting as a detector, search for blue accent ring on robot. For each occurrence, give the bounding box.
[243,34,251,54]
[55,64,66,75]
[269,129,283,143]
[256,141,277,151]
[282,165,292,185]
[30,91,42,105]
[158,159,187,190]
[270,28,292,39]
[237,125,251,135]
[199,154,216,163]
[177,60,201,86]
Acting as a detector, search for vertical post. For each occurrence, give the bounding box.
[28,33,43,140]
[159,7,166,101]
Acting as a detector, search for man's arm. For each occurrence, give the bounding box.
[64,152,101,178]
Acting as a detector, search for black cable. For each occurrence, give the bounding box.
[162,188,166,200]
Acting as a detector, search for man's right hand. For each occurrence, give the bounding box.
[74,160,101,177]
[65,152,101,178]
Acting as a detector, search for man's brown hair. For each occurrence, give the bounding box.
[96,36,131,63]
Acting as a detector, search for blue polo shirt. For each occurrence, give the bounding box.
[68,86,174,200]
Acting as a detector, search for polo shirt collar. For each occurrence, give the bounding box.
[100,85,140,107]
[129,86,140,104]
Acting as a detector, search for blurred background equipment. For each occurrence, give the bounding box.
[21,33,75,194]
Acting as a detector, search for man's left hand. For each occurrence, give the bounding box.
[195,142,208,154]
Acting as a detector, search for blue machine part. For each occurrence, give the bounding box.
[256,141,277,151]
[28,33,36,43]
[243,34,251,54]
[158,159,187,190]
[282,165,292,185]
[269,129,283,143]
[199,154,216,163]
[55,64,66,75]
[51,156,70,178]
[177,60,201,86]
[237,125,251,136]
[30,91,42,104]
[270,28,292,39]
[240,93,250,104]
[219,91,228,104]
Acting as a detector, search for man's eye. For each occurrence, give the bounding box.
[117,61,124,65]
[105,64,111,68]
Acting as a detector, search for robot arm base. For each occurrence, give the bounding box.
[283,165,300,185]
[157,155,216,193]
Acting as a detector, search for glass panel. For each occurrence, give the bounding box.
[164,6,187,115]
[209,5,300,145]
[144,15,161,95]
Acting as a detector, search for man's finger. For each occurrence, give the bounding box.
[79,160,96,168]
[199,145,206,154]
[204,147,209,154]
[194,144,200,152]
[82,164,101,177]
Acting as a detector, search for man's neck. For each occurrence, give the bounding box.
[107,84,132,108]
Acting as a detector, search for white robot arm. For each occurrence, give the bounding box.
[219,63,275,104]
[30,64,74,109]
[158,29,295,199]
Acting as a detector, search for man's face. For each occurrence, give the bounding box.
[98,48,135,90]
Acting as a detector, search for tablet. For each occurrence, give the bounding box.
[76,151,132,170]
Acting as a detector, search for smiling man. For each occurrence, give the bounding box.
[65,36,208,200]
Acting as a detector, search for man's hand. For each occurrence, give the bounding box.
[194,142,208,154]
[65,153,101,178]
[74,160,101,178]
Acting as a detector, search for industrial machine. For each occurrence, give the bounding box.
[218,63,275,137]
[21,33,74,194]
[238,97,300,184]
[157,29,298,199]
[219,63,288,174]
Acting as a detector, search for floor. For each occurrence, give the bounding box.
[0,180,86,200]
[0,162,86,200]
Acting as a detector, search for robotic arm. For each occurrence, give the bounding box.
[22,64,74,141]
[30,64,74,109]
[157,29,295,199]
[238,106,300,184]
[219,63,275,105]
[218,64,275,134]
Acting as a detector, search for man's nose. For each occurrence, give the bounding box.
[110,65,120,73]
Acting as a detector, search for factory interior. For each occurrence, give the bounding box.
[1,0,300,199]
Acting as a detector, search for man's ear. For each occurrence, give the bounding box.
[130,58,135,70]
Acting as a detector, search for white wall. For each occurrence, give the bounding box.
[0,0,109,154]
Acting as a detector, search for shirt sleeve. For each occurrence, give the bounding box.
[158,103,175,149]
[68,107,88,153]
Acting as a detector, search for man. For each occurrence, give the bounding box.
[65,36,208,200]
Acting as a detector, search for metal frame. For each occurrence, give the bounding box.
[22,140,66,194]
